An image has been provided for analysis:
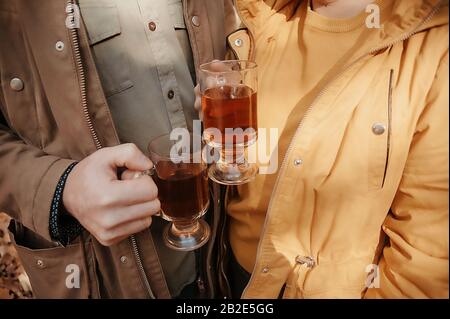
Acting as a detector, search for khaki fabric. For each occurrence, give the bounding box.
[79,0,196,297]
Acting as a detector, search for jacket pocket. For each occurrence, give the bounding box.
[368,69,394,190]
[79,0,133,97]
[8,222,91,299]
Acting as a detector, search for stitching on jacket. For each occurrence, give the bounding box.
[31,158,60,232]
[381,69,394,187]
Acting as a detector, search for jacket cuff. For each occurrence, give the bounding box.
[32,158,78,242]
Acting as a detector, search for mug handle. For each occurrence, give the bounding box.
[133,166,161,217]
[133,166,156,179]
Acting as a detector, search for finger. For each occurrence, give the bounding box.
[194,84,201,97]
[209,60,233,72]
[121,169,143,180]
[194,96,202,113]
[205,71,241,88]
[194,84,204,120]
[104,217,153,243]
[106,143,153,172]
[204,60,236,88]
[107,199,161,228]
[194,85,202,112]
[107,175,159,206]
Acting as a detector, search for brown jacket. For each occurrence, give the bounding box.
[0,0,238,298]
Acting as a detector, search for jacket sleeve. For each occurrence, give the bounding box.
[0,90,76,242]
[365,54,449,298]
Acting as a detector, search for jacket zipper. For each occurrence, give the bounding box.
[67,0,101,150]
[130,235,156,298]
[67,0,155,299]
[241,0,445,297]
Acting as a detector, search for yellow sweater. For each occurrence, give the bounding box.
[227,0,449,298]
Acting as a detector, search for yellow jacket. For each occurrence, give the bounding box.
[229,0,449,298]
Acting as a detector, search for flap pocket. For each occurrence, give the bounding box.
[368,69,393,190]
[79,0,133,97]
[8,223,90,299]
[80,0,121,45]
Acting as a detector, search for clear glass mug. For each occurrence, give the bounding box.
[140,133,210,251]
[199,60,258,185]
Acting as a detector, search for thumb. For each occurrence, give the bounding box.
[204,60,241,88]
[120,169,142,181]
[105,143,153,172]
[209,59,233,72]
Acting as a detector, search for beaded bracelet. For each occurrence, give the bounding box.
[49,162,83,246]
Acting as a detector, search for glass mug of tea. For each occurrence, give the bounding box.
[199,60,258,185]
[136,133,210,251]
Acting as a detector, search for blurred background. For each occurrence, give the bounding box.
[0,213,32,299]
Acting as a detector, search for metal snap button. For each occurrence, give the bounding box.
[148,21,157,32]
[36,259,45,268]
[10,78,24,92]
[120,256,128,264]
[262,266,269,273]
[55,41,65,52]
[234,38,243,47]
[191,15,200,27]
[372,123,386,135]
[294,158,303,166]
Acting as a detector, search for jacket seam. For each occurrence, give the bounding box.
[31,158,61,232]
[183,0,201,81]
[381,69,394,188]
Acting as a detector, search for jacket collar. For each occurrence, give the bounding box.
[236,0,448,54]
